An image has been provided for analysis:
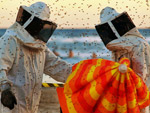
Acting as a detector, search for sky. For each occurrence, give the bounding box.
[0,0,150,29]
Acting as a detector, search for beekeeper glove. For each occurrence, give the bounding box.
[1,83,17,110]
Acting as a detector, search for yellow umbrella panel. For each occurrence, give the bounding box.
[57,58,150,113]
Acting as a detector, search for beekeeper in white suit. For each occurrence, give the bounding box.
[95,7,150,113]
[0,2,72,113]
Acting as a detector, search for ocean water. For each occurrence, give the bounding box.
[1,29,150,64]
[48,29,150,64]
[0,28,150,83]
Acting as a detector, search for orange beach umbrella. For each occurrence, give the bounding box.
[57,58,150,113]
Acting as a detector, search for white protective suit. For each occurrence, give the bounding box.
[99,7,150,113]
[0,2,72,113]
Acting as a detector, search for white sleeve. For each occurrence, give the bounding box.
[44,47,72,83]
[0,35,17,84]
[131,42,150,82]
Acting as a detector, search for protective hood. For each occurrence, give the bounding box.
[22,2,50,21]
[17,2,50,25]
[6,22,46,50]
[95,7,145,52]
[16,2,57,43]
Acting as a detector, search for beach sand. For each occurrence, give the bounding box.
[38,87,60,113]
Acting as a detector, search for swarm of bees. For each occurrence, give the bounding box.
[0,0,150,64]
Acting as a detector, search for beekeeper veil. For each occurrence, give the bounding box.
[95,7,144,46]
[16,2,57,43]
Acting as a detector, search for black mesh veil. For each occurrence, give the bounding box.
[95,23,118,46]
[112,12,135,37]
[95,12,135,46]
[16,6,57,43]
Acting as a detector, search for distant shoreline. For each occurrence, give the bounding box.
[0,28,150,30]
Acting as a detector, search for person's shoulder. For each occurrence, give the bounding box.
[44,46,53,53]
[137,37,149,45]
[0,33,18,46]
[134,37,150,48]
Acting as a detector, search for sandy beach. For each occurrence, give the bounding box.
[38,87,60,113]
